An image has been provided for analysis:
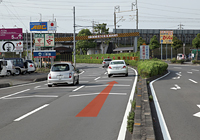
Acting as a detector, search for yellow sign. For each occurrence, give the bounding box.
[160,31,173,44]
[31,25,47,30]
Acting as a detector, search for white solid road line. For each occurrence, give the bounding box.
[150,70,172,140]
[117,68,138,140]
[69,92,127,97]
[189,79,198,84]
[73,85,85,92]
[94,77,101,80]
[3,95,58,100]
[191,69,199,71]
[85,84,130,88]
[14,104,49,121]
[0,89,30,99]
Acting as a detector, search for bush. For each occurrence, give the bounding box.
[192,60,200,64]
[170,58,176,63]
[176,59,184,64]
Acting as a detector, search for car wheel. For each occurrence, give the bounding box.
[125,73,128,77]
[48,84,52,87]
[72,78,76,86]
[22,71,27,75]
[15,69,20,75]
[108,74,111,78]
[77,76,79,84]
[7,71,11,76]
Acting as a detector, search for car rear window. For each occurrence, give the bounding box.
[52,64,69,71]
[110,61,124,65]
[104,59,112,61]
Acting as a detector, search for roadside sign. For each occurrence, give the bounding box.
[30,22,48,31]
[48,21,57,31]
[140,45,149,60]
[0,41,23,52]
[35,33,54,47]
[160,31,173,44]
[0,28,23,40]
[33,50,56,58]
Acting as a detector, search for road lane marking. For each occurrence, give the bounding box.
[193,105,200,118]
[34,86,78,90]
[187,72,193,74]
[14,104,49,121]
[76,81,118,117]
[192,69,199,71]
[150,70,172,140]
[85,84,130,88]
[95,79,132,82]
[117,67,138,140]
[73,85,85,92]
[94,77,100,80]
[189,79,198,83]
[0,81,46,90]
[174,67,182,69]
[35,86,41,89]
[0,89,30,99]
[3,95,58,100]
[69,92,127,97]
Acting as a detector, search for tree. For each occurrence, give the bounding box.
[94,23,110,54]
[171,36,183,60]
[137,37,146,49]
[76,29,96,55]
[149,35,159,58]
[192,33,200,60]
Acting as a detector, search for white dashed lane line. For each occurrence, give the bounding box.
[189,79,198,84]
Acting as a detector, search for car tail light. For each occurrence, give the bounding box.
[103,62,106,64]
[49,74,51,79]
[123,66,126,68]
[30,64,33,67]
[69,73,72,78]
[108,66,112,69]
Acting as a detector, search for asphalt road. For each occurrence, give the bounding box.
[0,63,137,140]
[151,64,200,140]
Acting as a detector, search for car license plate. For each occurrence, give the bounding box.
[57,75,64,79]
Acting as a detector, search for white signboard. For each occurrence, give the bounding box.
[45,34,54,47]
[0,41,23,52]
[48,21,57,31]
[140,45,149,59]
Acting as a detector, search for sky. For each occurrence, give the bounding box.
[0,0,200,33]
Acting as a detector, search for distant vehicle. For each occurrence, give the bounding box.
[0,59,7,77]
[5,58,27,75]
[5,60,16,76]
[107,60,128,77]
[25,60,36,73]
[47,62,79,87]
[177,53,186,60]
[102,58,112,68]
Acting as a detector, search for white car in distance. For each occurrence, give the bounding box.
[107,60,128,78]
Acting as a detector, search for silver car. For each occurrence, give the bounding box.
[107,60,128,77]
[47,62,79,87]
[102,58,112,68]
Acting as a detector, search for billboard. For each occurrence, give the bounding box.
[160,31,173,44]
[0,28,23,40]
[35,33,54,47]
[33,50,56,58]
[48,21,57,31]
[0,41,23,52]
[30,22,48,31]
[140,45,149,60]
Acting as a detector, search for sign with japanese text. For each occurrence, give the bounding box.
[48,21,57,31]
[160,31,173,44]
[35,33,54,47]
[140,45,149,60]
[0,41,23,52]
[33,50,56,58]
[0,28,23,40]
[45,34,54,47]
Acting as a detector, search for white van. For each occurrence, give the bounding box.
[0,59,7,77]
[5,60,16,76]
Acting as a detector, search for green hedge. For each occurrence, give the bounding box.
[137,60,168,78]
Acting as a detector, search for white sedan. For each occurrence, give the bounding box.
[107,60,128,77]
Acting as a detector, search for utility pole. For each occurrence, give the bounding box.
[178,23,184,30]
[73,6,76,67]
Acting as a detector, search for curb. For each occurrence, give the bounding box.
[132,77,155,140]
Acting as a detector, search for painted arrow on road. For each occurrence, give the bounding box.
[170,84,181,90]
[76,81,118,117]
[193,105,200,118]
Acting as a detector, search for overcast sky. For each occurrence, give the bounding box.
[0,0,200,33]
